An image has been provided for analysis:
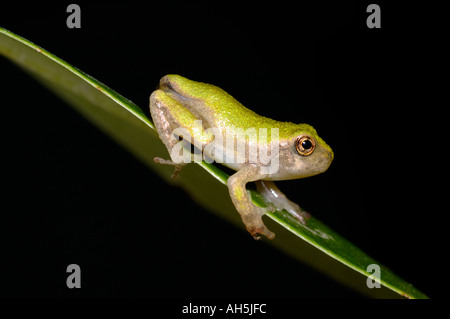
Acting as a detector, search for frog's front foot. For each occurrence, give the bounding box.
[287,203,310,224]
[226,165,279,240]
[237,196,277,240]
[256,180,310,225]
[154,157,186,179]
[243,212,276,240]
[279,199,310,224]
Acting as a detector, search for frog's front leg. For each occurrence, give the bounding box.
[227,164,276,240]
[256,180,310,224]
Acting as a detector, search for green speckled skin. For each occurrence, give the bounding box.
[160,74,330,148]
[149,75,334,239]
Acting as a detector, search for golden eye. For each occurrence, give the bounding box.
[295,135,316,156]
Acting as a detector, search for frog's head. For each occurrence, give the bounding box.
[275,124,334,180]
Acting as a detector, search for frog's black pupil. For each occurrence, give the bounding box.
[302,139,312,150]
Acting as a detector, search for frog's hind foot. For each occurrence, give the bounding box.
[154,157,186,179]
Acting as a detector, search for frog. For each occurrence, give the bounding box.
[149,74,334,240]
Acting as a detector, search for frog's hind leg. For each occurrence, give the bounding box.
[150,90,196,178]
[154,157,186,179]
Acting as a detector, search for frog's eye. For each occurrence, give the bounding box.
[295,135,316,156]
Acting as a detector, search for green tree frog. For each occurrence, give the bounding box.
[150,75,334,240]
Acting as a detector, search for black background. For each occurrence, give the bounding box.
[0,1,443,301]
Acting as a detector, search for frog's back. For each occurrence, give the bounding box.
[165,75,300,138]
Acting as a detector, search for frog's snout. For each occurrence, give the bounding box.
[319,148,334,173]
[326,149,334,168]
[329,149,334,162]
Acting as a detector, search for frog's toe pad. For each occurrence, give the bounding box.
[247,224,275,240]
[154,157,174,165]
[292,210,310,224]
[262,203,276,214]
[154,157,185,179]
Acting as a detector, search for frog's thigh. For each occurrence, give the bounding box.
[150,90,197,153]
[227,164,274,239]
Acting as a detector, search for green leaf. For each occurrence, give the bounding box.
[0,27,428,299]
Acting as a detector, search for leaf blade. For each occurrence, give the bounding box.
[0,27,428,299]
